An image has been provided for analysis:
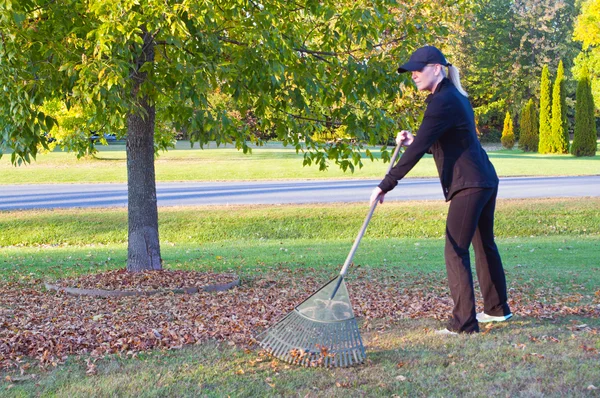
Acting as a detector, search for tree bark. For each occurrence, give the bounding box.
[126,29,162,272]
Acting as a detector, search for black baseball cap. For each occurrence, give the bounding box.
[397,46,449,73]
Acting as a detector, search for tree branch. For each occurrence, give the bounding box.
[217,36,248,47]
[286,113,343,127]
[157,41,172,64]
[28,0,58,14]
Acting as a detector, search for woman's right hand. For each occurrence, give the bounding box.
[396,130,414,146]
[369,187,385,206]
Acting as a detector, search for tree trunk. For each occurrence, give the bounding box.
[126,29,162,272]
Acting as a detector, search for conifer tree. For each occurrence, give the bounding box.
[572,69,598,157]
[538,65,553,153]
[550,60,570,153]
[530,100,540,152]
[501,111,515,149]
[518,102,531,151]
[519,99,539,152]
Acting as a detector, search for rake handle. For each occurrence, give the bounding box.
[329,144,402,299]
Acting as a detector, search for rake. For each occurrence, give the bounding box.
[257,144,402,367]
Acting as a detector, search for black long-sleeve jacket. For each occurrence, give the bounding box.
[378,78,499,201]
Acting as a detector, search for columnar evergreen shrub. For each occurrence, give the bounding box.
[550,60,570,153]
[501,111,515,149]
[519,99,539,152]
[538,65,552,154]
[519,102,530,150]
[572,69,598,157]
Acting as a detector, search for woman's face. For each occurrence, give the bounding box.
[411,64,442,92]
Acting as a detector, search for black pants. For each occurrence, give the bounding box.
[445,187,511,333]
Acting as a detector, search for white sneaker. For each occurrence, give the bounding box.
[435,328,459,336]
[476,312,513,323]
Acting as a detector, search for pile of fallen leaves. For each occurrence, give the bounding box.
[1,268,599,370]
[48,269,238,294]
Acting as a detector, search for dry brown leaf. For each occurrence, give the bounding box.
[85,359,97,376]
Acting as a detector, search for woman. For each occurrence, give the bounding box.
[370,46,512,334]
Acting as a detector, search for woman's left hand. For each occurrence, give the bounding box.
[369,187,385,206]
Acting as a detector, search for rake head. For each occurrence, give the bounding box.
[257,276,365,367]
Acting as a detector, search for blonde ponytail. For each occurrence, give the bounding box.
[447,64,468,97]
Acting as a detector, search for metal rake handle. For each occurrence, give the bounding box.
[338,143,402,278]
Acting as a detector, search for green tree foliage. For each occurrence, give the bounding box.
[538,65,553,153]
[0,0,455,271]
[474,100,506,143]
[0,0,458,168]
[453,0,579,136]
[450,0,515,140]
[501,111,515,149]
[572,69,598,156]
[519,99,539,151]
[573,0,600,112]
[550,60,570,153]
[40,99,99,158]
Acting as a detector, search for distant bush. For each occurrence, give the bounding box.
[550,60,569,153]
[519,99,539,152]
[475,100,505,143]
[572,69,598,157]
[501,111,515,149]
[538,65,553,154]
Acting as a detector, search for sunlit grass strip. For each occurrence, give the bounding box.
[0,198,598,247]
[0,141,598,183]
[1,236,599,295]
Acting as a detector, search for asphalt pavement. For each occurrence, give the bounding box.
[1,176,599,210]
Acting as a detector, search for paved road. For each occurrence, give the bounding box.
[1,176,599,210]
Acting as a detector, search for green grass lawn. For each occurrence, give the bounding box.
[2,198,599,296]
[1,197,599,247]
[2,236,599,294]
[1,198,600,396]
[0,141,598,183]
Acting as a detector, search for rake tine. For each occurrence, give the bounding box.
[280,312,306,360]
[296,315,316,361]
[325,324,335,367]
[350,322,362,363]
[278,313,303,360]
[263,317,287,358]
[323,327,335,367]
[351,331,359,365]
[339,325,347,367]
[346,323,354,366]
[267,314,299,361]
[344,329,353,365]
[344,323,352,366]
[348,321,358,365]
[294,323,312,366]
[336,325,344,367]
[339,323,347,367]
[356,321,366,362]
[329,323,338,367]
[264,328,286,360]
